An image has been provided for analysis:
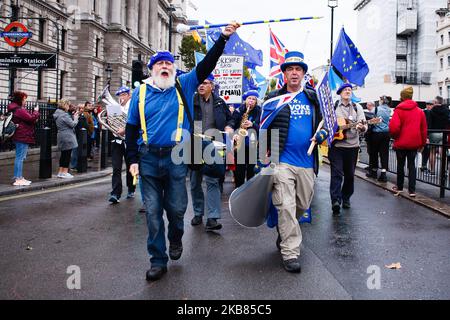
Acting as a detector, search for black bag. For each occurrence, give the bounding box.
[0,112,17,142]
[175,80,226,178]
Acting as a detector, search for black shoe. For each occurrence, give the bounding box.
[366,171,377,179]
[342,201,351,209]
[205,218,222,231]
[145,266,167,281]
[377,172,387,183]
[283,259,301,273]
[109,194,120,204]
[191,215,203,226]
[332,201,341,215]
[169,243,183,260]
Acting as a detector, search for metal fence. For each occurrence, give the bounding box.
[359,130,450,198]
[0,99,57,151]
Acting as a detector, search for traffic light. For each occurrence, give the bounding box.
[131,60,146,89]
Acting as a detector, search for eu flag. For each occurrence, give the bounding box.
[331,28,369,86]
[224,33,263,69]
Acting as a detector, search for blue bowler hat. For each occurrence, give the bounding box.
[148,51,175,69]
[281,51,308,73]
[115,86,131,96]
[336,83,353,95]
[243,90,259,101]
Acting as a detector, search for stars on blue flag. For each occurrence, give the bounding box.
[331,28,369,87]
[224,33,263,69]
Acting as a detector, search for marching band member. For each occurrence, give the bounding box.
[232,90,261,188]
[126,23,240,282]
[109,86,136,204]
[329,84,367,215]
[190,74,234,231]
[263,51,328,273]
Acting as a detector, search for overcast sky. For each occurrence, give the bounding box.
[187,0,358,75]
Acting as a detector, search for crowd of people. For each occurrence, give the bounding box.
[2,22,450,283]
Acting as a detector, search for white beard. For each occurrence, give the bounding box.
[152,70,176,90]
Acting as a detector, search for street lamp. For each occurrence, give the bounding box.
[328,0,338,63]
[105,63,113,85]
[168,5,176,52]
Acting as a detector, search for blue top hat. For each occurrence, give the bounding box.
[281,51,308,73]
[206,74,215,82]
[147,51,175,69]
[336,83,353,95]
[115,86,131,96]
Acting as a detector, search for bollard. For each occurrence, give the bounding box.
[100,128,109,169]
[77,128,88,173]
[39,127,52,179]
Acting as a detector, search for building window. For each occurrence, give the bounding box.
[60,71,67,99]
[94,76,101,101]
[447,86,450,99]
[439,87,443,96]
[440,58,444,70]
[61,29,67,51]
[441,34,444,45]
[95,38,100,58]
[127,47,131,64]
[37,70,43,100]
[39,18,46,43]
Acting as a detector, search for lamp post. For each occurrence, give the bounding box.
[168,5,176,52]
[105,63,113,86]
[328,0,338,63]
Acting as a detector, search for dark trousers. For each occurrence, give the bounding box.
[396,149,417,193]
[329,146,360,204]
[111,141,135,198]
[421,145,430,168]
[234,145,256,188]
[59,149,72,168]
[369,132,390,171]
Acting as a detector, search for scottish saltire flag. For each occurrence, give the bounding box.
[317,71,338,146]
[331,27,369,86]
[329,67,362,103]
[252,69,269,99]
[260,92,297,130]
[224,33,263,69]
[269,29,288,89]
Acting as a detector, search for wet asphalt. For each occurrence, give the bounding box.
[0,167,449,300]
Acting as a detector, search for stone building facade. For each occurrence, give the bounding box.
[0,0,187,103]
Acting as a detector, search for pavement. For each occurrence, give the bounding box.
[0,166,449,300]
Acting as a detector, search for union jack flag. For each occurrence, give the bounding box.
[269,29,288,89]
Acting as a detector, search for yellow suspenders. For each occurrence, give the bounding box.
[137,83,185,145]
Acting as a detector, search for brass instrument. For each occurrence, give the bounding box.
[98,85,127,140]
[234,107,251,151]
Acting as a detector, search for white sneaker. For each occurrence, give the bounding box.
[60,173,74,179]
[57,173,65,178]
[22,178,32,185]
[13,179,30,186]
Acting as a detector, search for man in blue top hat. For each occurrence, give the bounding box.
[109,86,135,204]
[262,51,328,273]
[125,22,240,282]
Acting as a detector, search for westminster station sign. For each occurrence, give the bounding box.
[0,52,57,69]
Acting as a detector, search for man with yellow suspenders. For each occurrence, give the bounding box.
[126,23,240,281]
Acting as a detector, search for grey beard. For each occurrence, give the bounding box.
[153,72,176,90]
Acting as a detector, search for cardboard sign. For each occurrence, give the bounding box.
[213,55,244,104]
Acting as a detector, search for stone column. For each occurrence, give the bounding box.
[110,0,122,26]
[148,0,159,50]
[139,0,149,43]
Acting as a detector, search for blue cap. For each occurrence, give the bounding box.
[206,74,215,82]
[336,83,353,95]
[281,51,308,73]
[243,90,259,101]
[115,86,131,96]
[147,51,175,69]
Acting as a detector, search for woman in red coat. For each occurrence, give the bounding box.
[7,91,40,186]
[389,87,427,197]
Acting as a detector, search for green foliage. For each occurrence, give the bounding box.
[179,35,207,71]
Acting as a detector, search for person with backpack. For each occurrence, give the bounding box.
[329,84,367,216]
[7,91,40,186]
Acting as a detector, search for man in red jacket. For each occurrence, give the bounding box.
[389,87,427,197]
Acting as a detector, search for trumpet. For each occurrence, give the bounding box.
[98,85,127,140]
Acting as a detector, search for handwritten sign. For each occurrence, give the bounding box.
[213,55,244,104]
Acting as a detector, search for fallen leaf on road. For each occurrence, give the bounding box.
[26,245,33,251]
[385,263,401,269]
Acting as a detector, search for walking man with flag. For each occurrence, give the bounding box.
[261,51,328,273]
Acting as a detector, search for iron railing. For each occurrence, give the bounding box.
[0,99,58,151]
[359,129,450,198]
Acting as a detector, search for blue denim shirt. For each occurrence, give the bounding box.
[372,104,391,133]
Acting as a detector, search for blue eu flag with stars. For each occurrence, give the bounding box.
[331,28,369,86]
[224,33,263,69]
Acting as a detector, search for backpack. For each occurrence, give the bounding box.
[0,112,17,142]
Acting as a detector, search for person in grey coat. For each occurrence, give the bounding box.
[53,99,79,179]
